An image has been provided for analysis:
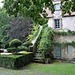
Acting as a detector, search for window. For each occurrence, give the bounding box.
[67,45,74,53]
[54,4,61,10]
[55,19,60,29]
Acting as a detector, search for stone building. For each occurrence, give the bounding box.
[46,0,75,59]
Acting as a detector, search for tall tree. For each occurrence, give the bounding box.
[0,7,10,47]
[3,0,75,25]
[7,14,33,43]
[3,0,54,25]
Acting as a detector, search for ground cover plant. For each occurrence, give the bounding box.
[0,62,75,75]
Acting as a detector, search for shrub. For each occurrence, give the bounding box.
[22,42,33,47]
[5,42,9,48]
[38,27,54,59]
[7,47,17,53]
[0,52,34,69]
[0,41,2,48]
[18,46,28,51]
[0,41,2,44]
[9,39,22,47]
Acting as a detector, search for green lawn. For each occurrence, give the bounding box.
[0,62,75,75]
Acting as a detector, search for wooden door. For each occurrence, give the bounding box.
[55,46,61,58]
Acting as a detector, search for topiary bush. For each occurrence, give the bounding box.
[9,39,22,47]
[22,42,33,47]
[18,46,28,51]
[7,47,17,53]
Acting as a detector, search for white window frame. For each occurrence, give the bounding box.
[55,19,61,29]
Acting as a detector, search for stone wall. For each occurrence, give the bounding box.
[48,16,75,31]
[61,46,75,59]
[53,34,75,59]
[54,35,75,43]
[62,16,75,31]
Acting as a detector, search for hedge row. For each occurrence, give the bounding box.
[0,52,34,69]
[7,46,28,53]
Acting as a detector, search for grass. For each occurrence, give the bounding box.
[0,62,75,75]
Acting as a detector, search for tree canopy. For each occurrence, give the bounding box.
[0,7,10,47]
[61,0,75,15]
[3,0,75,25]
[3,0,54,25]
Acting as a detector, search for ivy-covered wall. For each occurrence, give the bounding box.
[53,45,75,59]
[54,34,75,43]
[53,30,75,59]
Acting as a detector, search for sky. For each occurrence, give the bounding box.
[0,0,4,7]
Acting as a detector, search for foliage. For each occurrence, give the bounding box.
[54,30,75,47]
[54,30,75,35]
[9,39,22,48]
[7,15,33,43]
[33,28,40,40]
[54,41,75,47]
[38,27,54,59]
[0,52,34,69]
[7,46,28,53]
[3,0,75,25]
[7,47,17,53]
[18,46,28,51]
[0,7,10,48]
[22,42,33,47]
[5,42,9,48]
[3,0,54,25]
[61,0,75,15]
[26,24,39,42]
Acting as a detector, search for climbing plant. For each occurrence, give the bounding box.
[38,27,54,60]
[54,41,75,47]
[54,30,75,35]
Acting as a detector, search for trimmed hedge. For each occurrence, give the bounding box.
[7,46,28,53]
[9,39,22,47]
[0,52,34,69]
[22,42,33,47]
[18,46,28,51]
[7,47,17,53]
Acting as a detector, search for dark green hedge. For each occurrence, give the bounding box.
[0,52,34,69]
[9,39,22,47]
[22,42,33,47]
[7,47,17,53]
[18,46,28,51]
[7,46,29,53]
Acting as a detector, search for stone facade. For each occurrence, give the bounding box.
[54,35,75,43]
[47,0,75,59]
[48,16,75,31]
[53,35,75,59]
[62,17,75,31]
